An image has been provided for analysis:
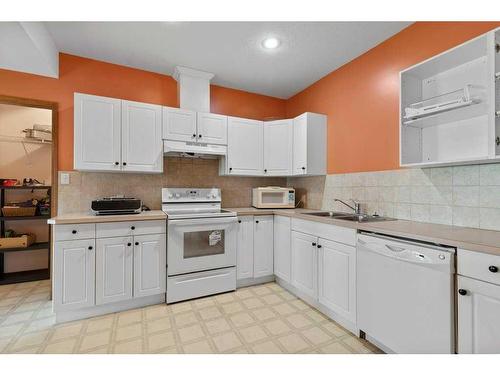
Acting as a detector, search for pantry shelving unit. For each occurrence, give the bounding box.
[0,185,51,285]
[400,27,500,167]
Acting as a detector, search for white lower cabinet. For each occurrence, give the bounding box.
[134,234,166,297]
[96,236,133,305]
[54,239,96,311]
[291,231,318,299]
[253,216,274,278]
[236,216,254,280]
[236,215,274,283]
[318,238,356,323]
[458,275,500,354]
[52,219,166,322]
[274,216,291,283]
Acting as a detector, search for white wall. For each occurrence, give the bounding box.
[0,103,52,273]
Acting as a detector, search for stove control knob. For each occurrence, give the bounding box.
[168,194,173,199]
[175,193,181,198]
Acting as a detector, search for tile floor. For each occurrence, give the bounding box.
[0,280,382,354]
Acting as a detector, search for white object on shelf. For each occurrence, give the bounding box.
[403,85,482,123]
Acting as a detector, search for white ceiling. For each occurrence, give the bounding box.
[45,22,411,99]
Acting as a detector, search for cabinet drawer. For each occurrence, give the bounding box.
[54,224,95,241]
[291,218,356,246]
[458,249,500,286]
[96,220,165,238]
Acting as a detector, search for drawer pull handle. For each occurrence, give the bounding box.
[489,265,498,273]
[72,230,77,234]
[131,226,135,230]
[135,242,139,246]
[458,289,467,296]
[88,246,93,250]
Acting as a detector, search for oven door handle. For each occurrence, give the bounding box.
[167,217,238,226]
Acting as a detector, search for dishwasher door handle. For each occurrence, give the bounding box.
[386,244,406,253]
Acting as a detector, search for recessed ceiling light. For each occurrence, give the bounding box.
[262,37,280,49]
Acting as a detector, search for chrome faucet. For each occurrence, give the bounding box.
[334,198,362,215]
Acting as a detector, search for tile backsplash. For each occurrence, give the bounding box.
[58,157,286,214]
[288,164,500,231]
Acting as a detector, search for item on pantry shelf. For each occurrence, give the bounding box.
[2,206,37,217]
[22,178,44,186]
[0,233,36,249]
[0,179,18,187]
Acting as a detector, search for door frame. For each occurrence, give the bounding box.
[0,95,58,216]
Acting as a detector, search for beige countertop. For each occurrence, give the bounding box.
[48,210,166,225]
[226,207,500,256]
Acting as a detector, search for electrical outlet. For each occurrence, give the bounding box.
[60,173,70,185]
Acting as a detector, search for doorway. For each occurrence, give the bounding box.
[0,95,58,285]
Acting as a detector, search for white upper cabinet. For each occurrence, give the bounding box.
[74,93,163,173]
[197,112,228,145]
[400,27,500,167]
[253,215,274,278]
[263,120,293,176]
[74,93,122,171]
[226,117,264,175]
[162,107,197,142]
[292,112,327,176]
[122,100,163,173]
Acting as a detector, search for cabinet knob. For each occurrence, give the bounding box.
[88,246,93,250]
[458,289,467,296]
[489,265,498,273]
[114,162,119,165]
[192,133,196,138]
[127,243,131,247]
[198,134,202,138]
[72,230,77,234]
[255,220,259,223]
[317,244,322,248]
[131,226,135,230]
[229,167,233,172]
[302,166,306,170]
[123,162,127,166]
[238,220,241,223]
[312,242,316,247]
[264,169,267,173]
[135,242,139,246]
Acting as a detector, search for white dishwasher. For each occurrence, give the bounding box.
[357,232,455,354]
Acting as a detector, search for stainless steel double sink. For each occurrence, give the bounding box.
[303,211,395,223]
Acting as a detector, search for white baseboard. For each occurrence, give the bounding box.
[55,294,165,323]
[275,276,358,336]
[237,275,275,288]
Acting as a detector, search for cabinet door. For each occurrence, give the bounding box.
[74,93,122,171]
[274,215,291,283]
[227,117,263,175]
[291,231,317,299]
[236,216,254,280]
[458,275,500,353]
[197,112,227,145]
[162,106,197,142]
[253,215,274,278]
[54,239,95,311]
[318,238,356,323]
[292,114,308,175]
[134,233,166,298]
[264,120,292,176]
[122,100,163,173]
[95,236,133,305]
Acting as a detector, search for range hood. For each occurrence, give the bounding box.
[164,66,226,158]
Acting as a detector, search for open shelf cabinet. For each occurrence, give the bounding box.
[400,27,500,167]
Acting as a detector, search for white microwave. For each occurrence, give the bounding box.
[252,187,295,209]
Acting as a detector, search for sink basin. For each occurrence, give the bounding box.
[303,211,352,218]
[303,211,395,223]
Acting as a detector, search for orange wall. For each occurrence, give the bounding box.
[0,53,286,171]
[286,22,500,174]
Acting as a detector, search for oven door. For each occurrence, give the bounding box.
[167,216,237,276]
